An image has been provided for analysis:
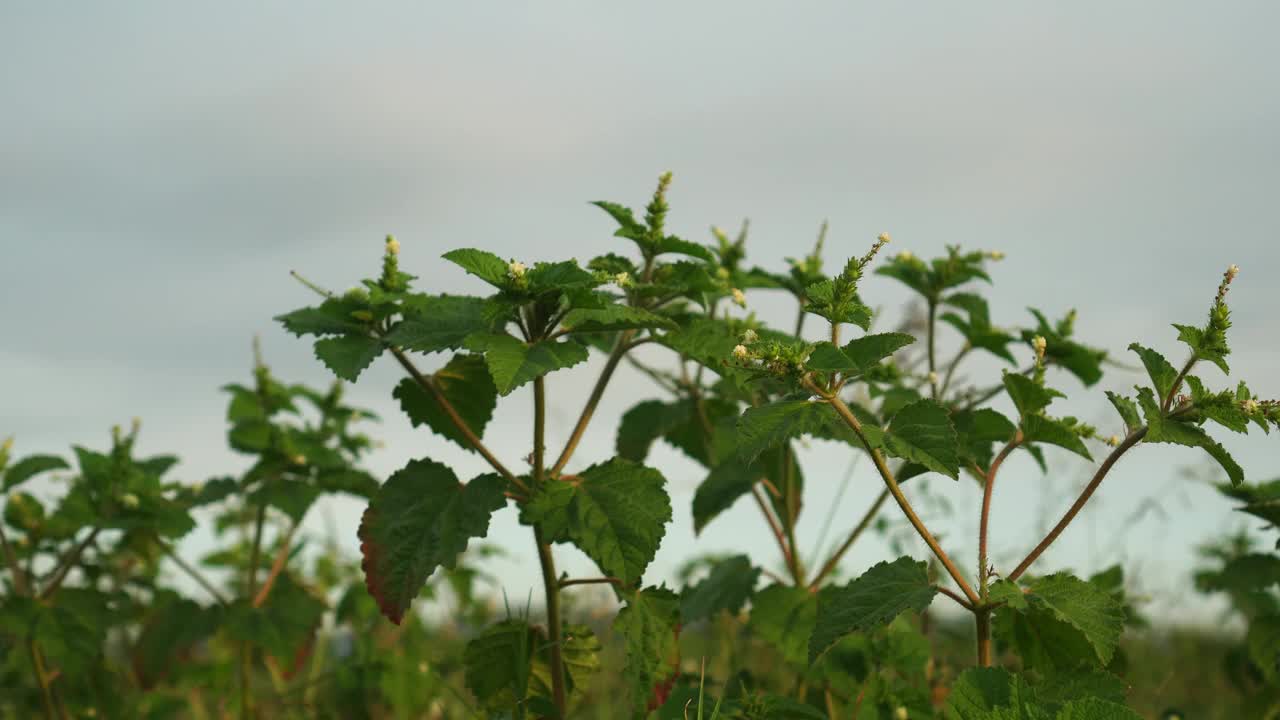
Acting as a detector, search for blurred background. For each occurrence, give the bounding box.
[3,2,1278,627]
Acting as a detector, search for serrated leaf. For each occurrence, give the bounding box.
[680,555,760,622]
[465,333,590,396]
[463,619,540,709]
[691,459,756,534]
[883,400,960,479]
[736,401,856,464]
[275,297,369,337]
[953,408,1018,471]
[1003,373,1063,418]
[1174,322,1230,375]
[1024,572,1126,666]
[809,556,937,661]
[807,332,916,374]
[441,248,511,287]
[521,458,671,585]
[392,354,496,452]
[1128,343,1178,400]
[945,667,1039,720]
[614,586,681,713]
[1104,392,1140,432]
[385,295,489,353]
[1138,387,1244,486]
[591,200,646,240]
[358,459,506,623]
[3,455,69,491]
[224,572,325,665]
[561,304,676,334]
[313,334,383,382]
[617,400,688,462]
[749,583,817,667]
[1021,415,1093,460]
[1034,670,1128,711]
[655,234,716,262]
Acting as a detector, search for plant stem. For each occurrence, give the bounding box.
[1008,428,1147,581]
[534,529,567,717]
[780,446,805,585]
[28,639,58,720]
[978,433,1023,598]
[38,526,100,600]
[935,586,974,611]
[533,377,547,484]
[926,300,939,400]
[811,379,980,606]
[388,347,524,492]
[558,576,621,589]
[975,609,993,667]
[808,488,890,591]
[0,523,30,595]
[751,486,794,574]
[1161,357,1197,413]
[549,331,636,477]
[242,503,266,720]
[159,539,230,606]
[253,522,299,608]
[938,343,972,401]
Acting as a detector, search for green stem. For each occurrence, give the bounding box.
[535,530,567,717]
[978,434,1022,599]
[38,527,100,600]
[780,445,805,586]
[926,300,939,400]
[549,331,636,477]
[975,610,993,667]
[28,640,58,720]
[242,503,266,720]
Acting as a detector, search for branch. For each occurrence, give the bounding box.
[388,347,524,492]
[936,585,975,612]
[978,433,1023,596]
[558,576,621,589]
[1008,428,1147,581]
[751,485,794,573]
[549,331,637,477]
[0,523,30,596]
[253,523,301,608]
[808,488,890,591]
[807,377,981,606]
[38,526,101,600]
[160,540,230,606]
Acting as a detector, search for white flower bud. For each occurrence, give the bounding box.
[121,493,140,509]
[732,344,750,360]
[878,232,892,244]
[988,250,1005,261]
[1032,335,1048,359]
[385,236,401,256]
[292,454,307,466]
[894,707,909,720]
[614,271,633,288]
[731,288,747,308]
[1243,398,1260,414]
[507,261,527,279]
[1226,264,1240,281]
[1106,435,1121,447]
[740,329,758,345]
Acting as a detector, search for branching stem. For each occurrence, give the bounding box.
[808,488,890,591]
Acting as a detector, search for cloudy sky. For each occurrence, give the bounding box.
[3,2,1277,623]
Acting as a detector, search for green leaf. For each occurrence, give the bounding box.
[1248,613,1280,683]
[1033,670,1127,712]
[466,333,590,396]
[614,586,681,713]
[561,304,676,334]
[521,458,671,585]
[1175,322,1230,375]
[392,354,496,452]
[655,234,716,262]
[591,200,646,241]
[809,556,938,662]
[1104,391,1140,432]
[385,294,489,353]
[133,596,223,688]
[313,334,383,382]
[1138,387,1244,486]
[691,459,756,534]
[1128,343,1178,400]
[464,619,540,709]
[224,572,325,664]
[275,297,369,337]
[1021,415,1093,461]
[883,400,960,479]
[944,667,1038,720]
[441,248,510,287]
[3,455,69,491]
[749,583,817,667]
[616,400,688,463]
[807,332,916,374]
[358,459,506,623]
[1024,572,1126,666]
[680,555,760,622]
[1003,373,1063,418]
[736,401,857,464]
[953,409,1017,472]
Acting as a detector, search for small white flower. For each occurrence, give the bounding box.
[878,232,892,244]
[731,288,747,308]
[614,271,633,288]
[1226,264,1240,280]
[1106,434,1121,447]
[385,236,401,256]
[1032,335,1048,358]
[1243,398,1260,414]
[896,250,914,262]
[988,250,1005,261]
[740,329,759,345]
[732,344,750,360]
[507,261,527,279]
[121,493,140,509]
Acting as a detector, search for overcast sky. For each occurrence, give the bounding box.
[3,2,1277,623]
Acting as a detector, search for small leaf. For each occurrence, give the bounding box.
[392,354,497,452]
[385,295,490,353]
[807,332,916,374]
[442,248,511,287]
[466,333,590,396]
[944,667,1038,720]
[313,334,383,382]
[275,297,369,337]
[1104,391,1140,432]
[520,458,671,585]
[1003,373,1062,418]
[749,584,817,667]
[655,235,716,262]
[1025,572,1126,666]
[358,459,506,623]
[736,401,857,464]
[1138,387,1244,486]
[463,619,540,709]
[561,305,676,334]
[1128,343,1178,400]
[3,455,69,491]
[883,400,960,479]
[680,555,760,622]
[1021,415,1093,460]
[809,556,937,661]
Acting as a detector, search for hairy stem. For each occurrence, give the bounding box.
[253,522,300,608]
[780,446,805,585]
[1008,428,1147,581]
[1161,357,1197,413]
[535,529,567,716]
[388,347,524,491]
[927,300,939,400]
[558,576,621,589]
[811,379,980,606]
[28,640,58,720]
[978,433,1023,598]
[809,488,890,591]
[936,585,975,611]
[751,486,794,573]
[550,331,636,477]
[242,503,267,720]
[533,377,547,483]
[975,609,993,667]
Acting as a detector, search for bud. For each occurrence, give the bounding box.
[1106,435,1121,447]
[878,232,891,244]
[732,344,750,360]
[740,329,759,345]
[418,661,429,674]
[1032,335,1048,360]
[1226,264,1240,281]
[614,271,633,288]
[385,235,401,256]
[121,493,140,509]
[508,261,527,280]
[988,250,1005,261]
[896,250,914,262]
[731,288,747,308]
[1243,398,1260,414]
[927,371,939,385]
[716,267,731,280]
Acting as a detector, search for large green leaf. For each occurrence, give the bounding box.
[806,332,916,374]
[442,248,510,288]
[1003,373,1063,418]
[809,556,937,661]
[463,619,540,710]
[561,304,676,334]
[944,667,1041,720]
[466,333,590,396]
[1016,572,1127,667]
[1128,343,1178,400]
[736,401,858,464]
[613,586,681,714]
[358,459,506,623]
[275,296,369,337]
[385,294,489,353]
[883,400,960,479]
[313,334,383,382]
[1021,415,1093,461]
[680,555,760,622]
[521,458,671,585]
[392,354,497,452]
